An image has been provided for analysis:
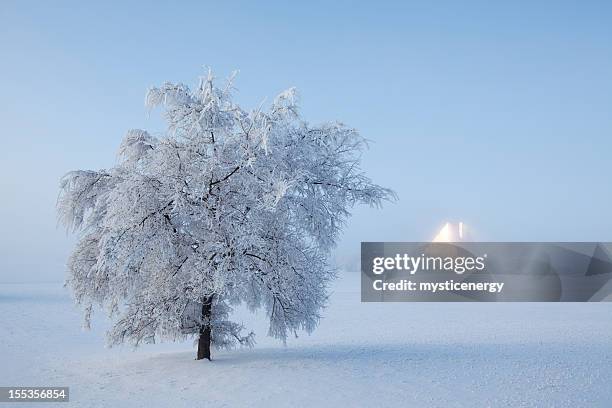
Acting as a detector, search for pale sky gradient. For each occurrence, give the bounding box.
[1,1,611,281]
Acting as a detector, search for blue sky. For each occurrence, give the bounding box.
[1,1,611,281]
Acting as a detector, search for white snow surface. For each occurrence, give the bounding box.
[1,273,611,407]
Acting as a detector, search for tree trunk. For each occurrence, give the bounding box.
[197,296,213,360]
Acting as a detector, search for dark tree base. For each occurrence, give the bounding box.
[196,296,213,360]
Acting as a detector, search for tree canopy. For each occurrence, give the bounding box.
[58,70,395,356]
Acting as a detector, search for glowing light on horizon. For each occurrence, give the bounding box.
[432,222,467,242]
[432,222,452,242]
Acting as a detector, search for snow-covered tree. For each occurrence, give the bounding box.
[58,70,395,360]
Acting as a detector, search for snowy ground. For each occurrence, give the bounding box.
[1,273,611,407]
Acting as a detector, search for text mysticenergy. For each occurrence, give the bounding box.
[370,253,504,294]
[373,279,505,294]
